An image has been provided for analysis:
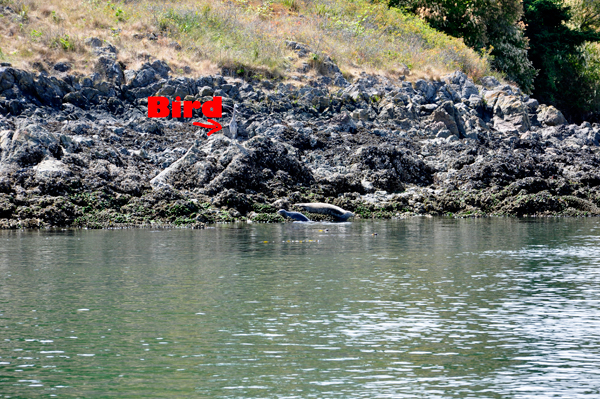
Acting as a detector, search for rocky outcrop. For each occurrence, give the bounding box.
[1,56,600,228]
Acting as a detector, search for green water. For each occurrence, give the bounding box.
[1,218,600,398]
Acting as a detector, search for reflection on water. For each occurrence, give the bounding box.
[1,218,600,398]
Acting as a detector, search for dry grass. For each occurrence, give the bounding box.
[0,0,492,81]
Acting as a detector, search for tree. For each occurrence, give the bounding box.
[389,0,537,91]
[523,0,600,120]
[566,0,600,31]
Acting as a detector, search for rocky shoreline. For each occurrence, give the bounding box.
[2,42,600,229]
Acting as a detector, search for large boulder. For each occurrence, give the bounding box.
[1,124,61,166]
[429,101,465,137]
[95,56,124,86]
[537,105,567,126]
[492,94,531,133]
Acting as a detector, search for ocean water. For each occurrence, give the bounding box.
[1,218,600,398]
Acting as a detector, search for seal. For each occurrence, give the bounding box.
[294,203,354,221]
[277,209,311,222]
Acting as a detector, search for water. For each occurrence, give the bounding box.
[1,218,600,398]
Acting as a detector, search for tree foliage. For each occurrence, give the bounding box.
[388,0,537,91]
[523,0,600,120]
[389,0,600,120]
[566,0,600,31]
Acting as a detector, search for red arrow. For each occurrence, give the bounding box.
[193,119,222,136]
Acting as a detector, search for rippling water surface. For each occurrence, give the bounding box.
[1,218,600,398]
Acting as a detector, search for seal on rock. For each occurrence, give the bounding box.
[277,209,311,222]
[294,203,354,221]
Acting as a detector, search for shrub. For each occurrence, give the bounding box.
[50,34,75,51]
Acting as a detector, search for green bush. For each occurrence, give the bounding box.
[50,34,75,51]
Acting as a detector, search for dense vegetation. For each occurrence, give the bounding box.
[389,0,600,122]
[524,0,600,121]
[388,0,536,90]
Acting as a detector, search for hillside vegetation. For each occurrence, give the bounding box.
[0,0,491,81]
[388,0,600,122]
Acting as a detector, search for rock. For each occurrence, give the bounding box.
[199,86,214,97]
[538,105,567,126]
[480,76,501,89]
[430,102,464,137]
[2,60,600,227]
[414,80,435,102]
[353,108,372,121]
[461,80,479,99]
[95,56,124,85]
[53,62,71,73]
[436,129,452,139]
[156,82,189,99]
[150,60,171,79]
[286,40,311,58]
[34,75,67,107]
[1,124,60,166]
[525,98,539,112]
[493,94,531,133]
[84,37,103,48]
[446,71,469,86]
[330,112,357,133]
[333,72,349,87]
[63,91,88,108]
[130,68,157,88]
[33,158,71,179]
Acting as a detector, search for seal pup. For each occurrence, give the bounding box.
[277,209,311,222]
[294,203,354,221]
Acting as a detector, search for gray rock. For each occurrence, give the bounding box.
[34,75,66,107]
[53,62,71,73]
[84,37,103,48]
[493,94,531,133]
[430,101,465,137]
[330,112,357,133]
[150,60,170,79]
[95,56,124,85]
[525,98,539,112]
[63,91,88,108]
[414,80,435,102]
[156,83,189,99]
[480,76,501,89]
[130,68,157,88]
[199,86,214,97]
[93,43,117,56]
[431,108,460,136]
[446,71,469,86]
[1,123,60,166]
[537,105,567,126]
[461,81,479,99]
[436,129,452,139]
[34,158,71,179]
[333,72,349,87]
